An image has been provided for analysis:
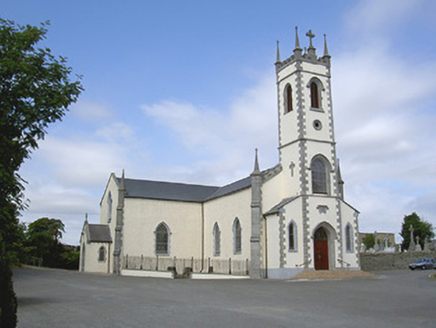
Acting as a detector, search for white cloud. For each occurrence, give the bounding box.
[71,100,114,122]
[141,72,278,185]
[333,0,436,236]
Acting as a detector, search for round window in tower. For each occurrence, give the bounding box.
[313,120,322,131]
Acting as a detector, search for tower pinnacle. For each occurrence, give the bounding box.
[276,40,281,63]
[252,148,260,174]
[323,34,330,58]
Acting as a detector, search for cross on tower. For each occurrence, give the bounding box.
[306,29,315,48]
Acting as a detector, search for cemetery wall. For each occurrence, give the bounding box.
[359,251,436,271]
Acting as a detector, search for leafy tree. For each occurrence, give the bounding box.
[26,218,65,267]
[362,234,375,250]
[400,213,434,251]
[0,18,82,327]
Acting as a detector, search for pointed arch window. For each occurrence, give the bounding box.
[213,223,221,256]
[345,223,353,252]
[155,223,170,255]
[310,81,320,109]
[107,192,112,223]
[98,246,106,262]
[288,221,298,251]
[285,84,293,113]
[233,218,242,254]
[311,157,329,194]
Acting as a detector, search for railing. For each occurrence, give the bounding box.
[337,258,351,268]
[295,259,312,268]
[123,255,250,276]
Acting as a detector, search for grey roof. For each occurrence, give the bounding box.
[118,176,252,203]
[122,178,220,202]
[206,177,251,200]
[264,197,299,216]
[88,224,112,243]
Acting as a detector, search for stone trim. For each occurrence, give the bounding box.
[276,53,330,74]
[279,137,336,151]
[335,198,343,267]
[279,213,286,268]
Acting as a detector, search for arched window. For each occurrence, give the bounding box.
[345,224,353,252]
[155,223,169,255]
[98,246,106,262]
[288,221,298,251]
[107,192,112,223]
[233,218,242,254]
[311,157,329,194]
[213,223,221,256]
[285,84,293,113]
[310,81,320,109]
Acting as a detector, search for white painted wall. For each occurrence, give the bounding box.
[203,188,251,260]
[122,198,203,259]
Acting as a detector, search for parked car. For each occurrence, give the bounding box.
[408,258,435,270]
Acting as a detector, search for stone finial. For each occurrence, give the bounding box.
[293,27,303,58]
[276,40,281,64]
[295,26,301,50]
[252,148,260,174]
[120,169,126,190]
[323,33,330,58]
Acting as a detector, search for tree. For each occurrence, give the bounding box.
[362,234,375,250]
[400,213,434,251]
[26,218,65,267]
[0,18,82,327]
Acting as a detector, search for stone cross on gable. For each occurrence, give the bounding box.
[306,30,315,47]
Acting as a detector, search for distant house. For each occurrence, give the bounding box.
[80,29,360,279]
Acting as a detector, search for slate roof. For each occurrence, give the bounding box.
[206,177,251,200]
[119,176,252,203]
[87,224,112,243]
[263,197,299,216]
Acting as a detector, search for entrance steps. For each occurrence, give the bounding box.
[292,270,376,280]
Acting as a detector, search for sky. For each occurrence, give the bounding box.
[4,0,436,246]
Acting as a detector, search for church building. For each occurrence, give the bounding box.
[80,28,360,279]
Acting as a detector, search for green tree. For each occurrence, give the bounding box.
[26,218,65,267]
[362,234,375,250]
[0,18,82,327]
[400,213,434,251]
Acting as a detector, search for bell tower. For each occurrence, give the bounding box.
[275,27,340,200]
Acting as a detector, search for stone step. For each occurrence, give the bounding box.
[292,270,376,280]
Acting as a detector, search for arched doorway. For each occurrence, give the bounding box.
[314,227,329,270]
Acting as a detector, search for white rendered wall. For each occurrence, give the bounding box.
[99,174,119,271]
[340,201,360,269]
[203,188,251,260]
[81,241,111,273]
[122,198,203,259]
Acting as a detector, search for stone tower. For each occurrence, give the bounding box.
[275,28,344,269]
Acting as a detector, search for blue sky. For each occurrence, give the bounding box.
[4,0,436,245]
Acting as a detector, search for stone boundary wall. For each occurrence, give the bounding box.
[359,251,436,271]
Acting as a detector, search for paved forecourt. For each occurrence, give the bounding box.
[14,267,436,328]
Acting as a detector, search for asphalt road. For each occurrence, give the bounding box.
[13,267,436,328]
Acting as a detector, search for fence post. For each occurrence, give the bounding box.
[156,255,159,271]
[140,255,143,270]
[229,258,232,275]
[191,256,194,271]
[125,254,129,269]
[246,258,249,275]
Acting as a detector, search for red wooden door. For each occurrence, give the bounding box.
[314,228,329,270]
